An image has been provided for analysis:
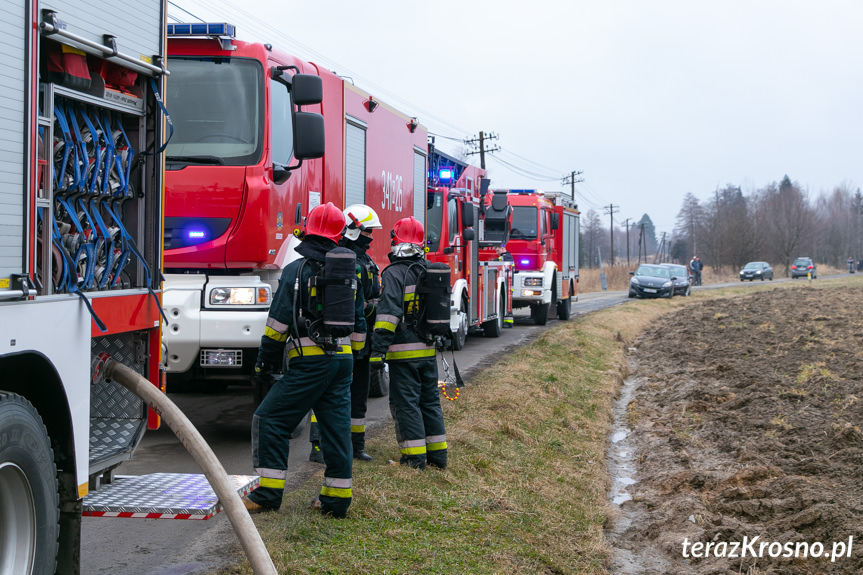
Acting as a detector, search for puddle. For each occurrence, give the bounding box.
[607,375,638,506]
[605,371,673,574]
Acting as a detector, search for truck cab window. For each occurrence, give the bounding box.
[165,57,264,166]
[269,78,294,166]
[510,206,537,239]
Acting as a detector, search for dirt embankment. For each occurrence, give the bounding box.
[611,286,863,574]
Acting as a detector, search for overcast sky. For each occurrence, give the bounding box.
[169,0,863,236]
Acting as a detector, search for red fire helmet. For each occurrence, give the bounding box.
[391,216,424,246]
[305,202,345,242]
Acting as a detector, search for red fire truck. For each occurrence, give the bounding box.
[0,1,180,571]
[160,24,428,390]
[503,190,580,324]
[425,149,514,349]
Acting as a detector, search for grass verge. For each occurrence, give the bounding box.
[222,278,856,575]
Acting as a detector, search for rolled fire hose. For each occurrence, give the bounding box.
[103,359,277,575]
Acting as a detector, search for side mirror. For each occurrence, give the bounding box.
[461,205,475,228]
[462,228,475,241]
[293,112,325,160]
[629,271,635,276]
[291,74,323,106]
[443,247,454,255]
[550,212,559,230]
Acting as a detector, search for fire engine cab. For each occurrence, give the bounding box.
[503,190,580,324]
[425,149,514,349]
[160,24,427,392]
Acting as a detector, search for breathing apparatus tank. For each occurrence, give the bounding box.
[317,247,357,338]
[417,262,451,337]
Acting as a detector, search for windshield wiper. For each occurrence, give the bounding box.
[166,155,225,165]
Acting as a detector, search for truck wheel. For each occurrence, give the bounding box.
[531,302,549,325]
[450,300,468,351]
[0,393,59,575]
[483,293,505,338]
[557,282,572,320]
[368,364,390,398]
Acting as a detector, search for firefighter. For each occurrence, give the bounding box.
[309,204,382,463]
[243,202,363,518]
[370,216,447,470]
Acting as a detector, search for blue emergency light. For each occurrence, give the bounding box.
[167,22,237,38]
[438,168,453,180]
[188,230,206,239]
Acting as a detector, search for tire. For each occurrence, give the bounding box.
[483,293,504,338]
[450,299,468,351]
[531,301,550,325]
[0,393,59,575]
[557,296,571,320]
[368,364,390,398]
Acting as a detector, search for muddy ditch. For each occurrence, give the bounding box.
[606,285,863,575]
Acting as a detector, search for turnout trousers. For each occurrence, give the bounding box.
[250,354,353,516]
[388,356,447,470]
[310,356,372,453]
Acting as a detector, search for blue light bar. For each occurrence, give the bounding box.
[439,169,453,180]
[188,230,206,239]
[520,259,530,266]
[167,22,236,38]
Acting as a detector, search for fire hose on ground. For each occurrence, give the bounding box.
[102,358,277,575]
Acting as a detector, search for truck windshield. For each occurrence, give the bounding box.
[510,206,537,239]
[426,190,444,252]
[165,57,264,166]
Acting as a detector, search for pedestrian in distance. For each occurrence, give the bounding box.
[371,216,448,470]
[689,255,703,286]
[308,204,383,463]
[243,202,364,518]
[848,256,855,274]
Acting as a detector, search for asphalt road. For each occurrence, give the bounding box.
[80,279,794,574]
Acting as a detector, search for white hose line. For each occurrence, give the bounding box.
[104,360,277,575]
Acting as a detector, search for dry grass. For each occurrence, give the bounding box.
[223,277,858,575]
[222,300,675,575]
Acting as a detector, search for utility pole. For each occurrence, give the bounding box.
[464,131,500,170]
[623,217,631,268]
[561,170,584,202]
[604,204,619,265]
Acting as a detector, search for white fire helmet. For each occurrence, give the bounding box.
[343,204,382,241]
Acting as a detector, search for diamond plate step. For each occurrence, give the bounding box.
[83,473,259,520]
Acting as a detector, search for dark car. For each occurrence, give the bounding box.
[790,257,817,279]
[628,264,675,298]
[660,263,692,296]
[739,261,773,281]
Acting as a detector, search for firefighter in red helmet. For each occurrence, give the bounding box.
[308,204,383,463]
[370,216,448,470]
[243,202,364,518]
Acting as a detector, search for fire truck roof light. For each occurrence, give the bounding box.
[167,22,237,39]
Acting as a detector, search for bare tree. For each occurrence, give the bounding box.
[760,176,813,276]
[581,209,605,268]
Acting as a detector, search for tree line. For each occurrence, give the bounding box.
[579,175,863,276]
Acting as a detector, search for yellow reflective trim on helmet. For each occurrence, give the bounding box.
[320,487,352,499]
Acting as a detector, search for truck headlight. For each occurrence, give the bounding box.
[209,287,272,305]
[522,289,542,297]
[523,278,543,287]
